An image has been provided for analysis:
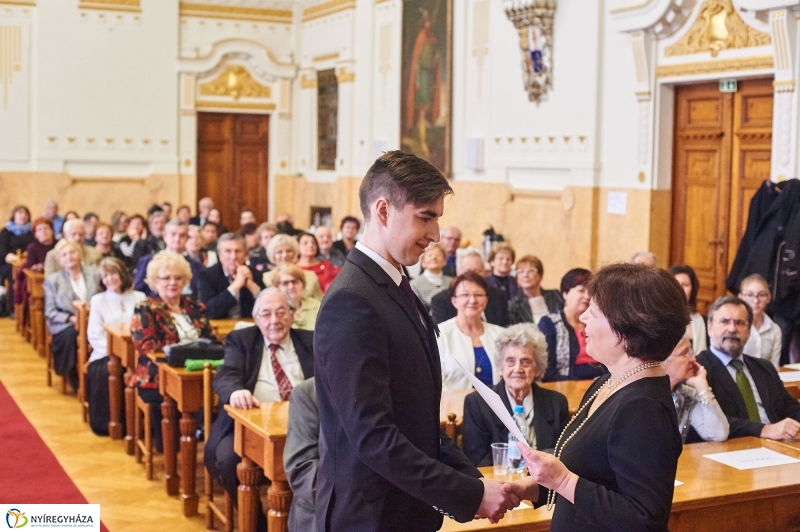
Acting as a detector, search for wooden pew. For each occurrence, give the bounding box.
[103,322,136,453]
[73,301,91,422]
[209,318,255,342]
[8,251,25,334]
[204,362,233,532]
[25,269,45,357]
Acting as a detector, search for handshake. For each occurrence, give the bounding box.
[474,477,537,523]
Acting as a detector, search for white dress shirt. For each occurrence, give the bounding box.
[743,314,783,368]
[253,334,305,403]
[709,346,770,424]
[70,274,88,302]
[87,289,147,362]
[355,241,402,287]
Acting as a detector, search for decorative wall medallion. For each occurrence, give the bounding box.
[503,0,556,104]
[665,0,770,57]
[199,64,272,100]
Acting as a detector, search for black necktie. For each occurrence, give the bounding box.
[399,276,417,309]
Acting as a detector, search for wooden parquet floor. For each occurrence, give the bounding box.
[0,319,211,532]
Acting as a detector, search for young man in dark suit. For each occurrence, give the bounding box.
[696,296,800,441]
[199,233,264,319]
[314,151,517,532]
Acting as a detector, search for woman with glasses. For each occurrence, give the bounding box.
[509,255,563,325]
[437,272,506,390]
[739,273,782,367]
[270,263,320,331]
[670,264,708,354]
[263,234,323,299]
[130,250,215,451]
[662,338,728,443]
[462,324,569,466]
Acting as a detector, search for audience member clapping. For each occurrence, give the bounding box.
[199,233,264,320]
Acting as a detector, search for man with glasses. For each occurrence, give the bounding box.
[204,288,314,529]
[199,233,264,319]
[132,219,203,297]
[696,296,800,440]
[440,226,462,277]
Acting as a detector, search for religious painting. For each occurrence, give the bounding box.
[401,0,452,176]
[317,68,338,171]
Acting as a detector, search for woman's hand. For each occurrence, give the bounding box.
[685,362,710,393]
[505,476,539,504]
[519,443,579,503]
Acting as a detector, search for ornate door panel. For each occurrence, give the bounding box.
[197,113,232,222]
[232,114,270,224]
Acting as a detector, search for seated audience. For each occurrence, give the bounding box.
[110,211,128,243]
[239,222,259,253]
[509,255,563,325]
[199,233,264,319]
[296,232,339,293]
[208,208,228,234]
[662,338,729,443]
[14,217,56,307]
[86,258,146,435]
[160,202,172,220]
[190,196,213,227]
[131,211,167,267]
[462,323,569,466]
[0,205,34,288]
[697,296,800,440]
[671,264,708,354]
[133,220,203,297]
[314,226,346,268]
[83,212,99,247]
[64,210,80,222]
[44,240,100,391]
[410,243,452,310]
[263,234,323,299]
[239,209,256,228]
[130,251,215,451]
[249,222,278,273]
[176,205,191,225]
[45,219,103,275]
[739,274,782,367]
[201,221,219,251]
[430,248,509,326]
[93,222,125,261]
[485,242,521,299]
[204,288,314,526]
[118,214,145,262]
[437,272,506,390]
[270,264,320,331]
[539,268,607,381]
[332,215,359,257]
[185,225,218,267]
[283,377,319,532]
[44,200,65,237]
[630,251,658,267]
[440,226,462,277]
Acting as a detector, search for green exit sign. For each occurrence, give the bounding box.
[719,79,738,93]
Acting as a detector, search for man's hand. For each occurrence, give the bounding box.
[761,418,800,440]
[229,265,249,292]
[229,389,260,409]
[475,478,516,523]
[505,477,539,504]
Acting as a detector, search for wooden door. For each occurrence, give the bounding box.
[671,79,772,314]
[197,113,270,229]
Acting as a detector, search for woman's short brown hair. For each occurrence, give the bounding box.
[269,263,306,289]
[516,255,544,278]
[586,263,689,362]
[487,242,515,264]
[98,257,133,292]
[31,217,53,232]
[448,271,489,299]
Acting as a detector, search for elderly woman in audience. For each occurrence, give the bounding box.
[662,337,729,443]
[263,233,323,299]
[93,222,125,262]
[539,268,606,381]
[438,272,507,390]
[119,214,146,262]
[248,222,278,273]
[270,263,321,331]
[44,239,100,392]
[462,324,569,466]
[185,225,218,267]
[670,264,708,354]
[86,258,146,435]
[130,250,215,451]
[14,217,56,308]
[739,273,782,367]
[296,232,339,293]
[509,255,564,325]
[485,242,521,300]
[411,243,452,310]
[0,205,34,288]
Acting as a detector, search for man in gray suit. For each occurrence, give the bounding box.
[284,377,320,532]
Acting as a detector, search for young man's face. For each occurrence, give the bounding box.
[384,198,443,267]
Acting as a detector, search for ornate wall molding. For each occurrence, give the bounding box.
[665,0,771,57]
[678,131,724,140]
[301,0,356,23]
[655,54,773,77]
[195,100,276,112]
[179,2,293,23]
[0,25,22,108]
[78,0,140,13]
[198,64,272,100]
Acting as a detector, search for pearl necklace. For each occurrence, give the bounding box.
[545,361,662,511]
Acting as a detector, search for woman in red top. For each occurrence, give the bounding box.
[296,232,340,293]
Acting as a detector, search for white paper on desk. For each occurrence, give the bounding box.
[454,358,530,448]
[674,480,684,487]
[778,371,800,383]
[703,447,800,470]
[784,363,800,371]
[513,502,532,511]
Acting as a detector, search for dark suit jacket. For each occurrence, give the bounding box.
[430,285,510,327]
[203,326,314,479]
[131,235,164,268]
[462,380,569,467]
[198,262,264,319]
[696,350,800,438]
[314,248,484,531]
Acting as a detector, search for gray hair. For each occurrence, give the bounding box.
[493,324,548,380]
[266,233,300,263]
[216,232,245,254]
[165,218,187,230]
[441,226,462,237]
[455,247,484,270]
[630,251,658,266]
[62,218,84,235]
[252,287,297,317]
[708,295,753,327]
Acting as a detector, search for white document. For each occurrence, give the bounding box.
[607,191,628,215]
[513,502,533,511]
[454,358,531,448]
[674,480,684,487]
[778,371,800,383]
[783,363,800,371]
[703,447,800,470]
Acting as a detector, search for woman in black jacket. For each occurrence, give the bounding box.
[0,205,35,286]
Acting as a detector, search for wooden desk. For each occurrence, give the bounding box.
[103,322,136,452]
[25,270,45,356]
[225,402,290,532]
[210,318,254,342]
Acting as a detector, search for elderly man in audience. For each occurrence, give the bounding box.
[199,233,264,319]
[204,288,314,527]
[462,324,569,466]
[440,226,462,277]
[284,376,320,532]
[133,220,203,297]
[411,243,452,310]
[671,264,708,354]
[190,196,214,227]
[185,225,218,267]
[437,272,507,390]
[314,226,346,268]
[131,210,167,267]
[630,251,658,267]
[271,264,320,331]
[44,239,100,392]
[263,234,323,299]
[663,337,729,443]
[739,274,783,367]
[14,217,56,309]
[248,222,278,273]
[539,268,607,381]
[332,215,360,257]
[45,219,103,275]
[509,255,563,326]
[430,247,509,326]
[44,200,65,237]
[83,212,99,247]
[485,242,521,300]
[696,296,800,441]
[130,251,215,452]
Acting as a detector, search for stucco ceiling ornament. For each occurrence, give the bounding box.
[503,0,556,104]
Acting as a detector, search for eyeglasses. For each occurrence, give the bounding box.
[256,309,290,319]
[157,275,184,282]
[741,291,770,301]
[504,357,535,369]
[516,268,539,276]
[279,279,302,287]
[454,293,487,301]
[714,318,749,328]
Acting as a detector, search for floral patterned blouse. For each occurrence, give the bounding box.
[129,296,215,390]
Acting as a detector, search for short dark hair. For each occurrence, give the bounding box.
[448,271,489,299]
[9,205,31,222]
[669,264,700,311]
[147,204,164,217]
[202,221,219,231]
[238,222,258,237]
[708,296,754,328]
[298,232,320,256]
[83,212,98,223]
[586,263,690,362]
[560,268,591,296]
[162,201,172,208]
[340,215,361,231]
[359,151,453,221]
[177,205,191,214]
[516,255,544,278]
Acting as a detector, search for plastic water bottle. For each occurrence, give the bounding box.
[507,405,528,473]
